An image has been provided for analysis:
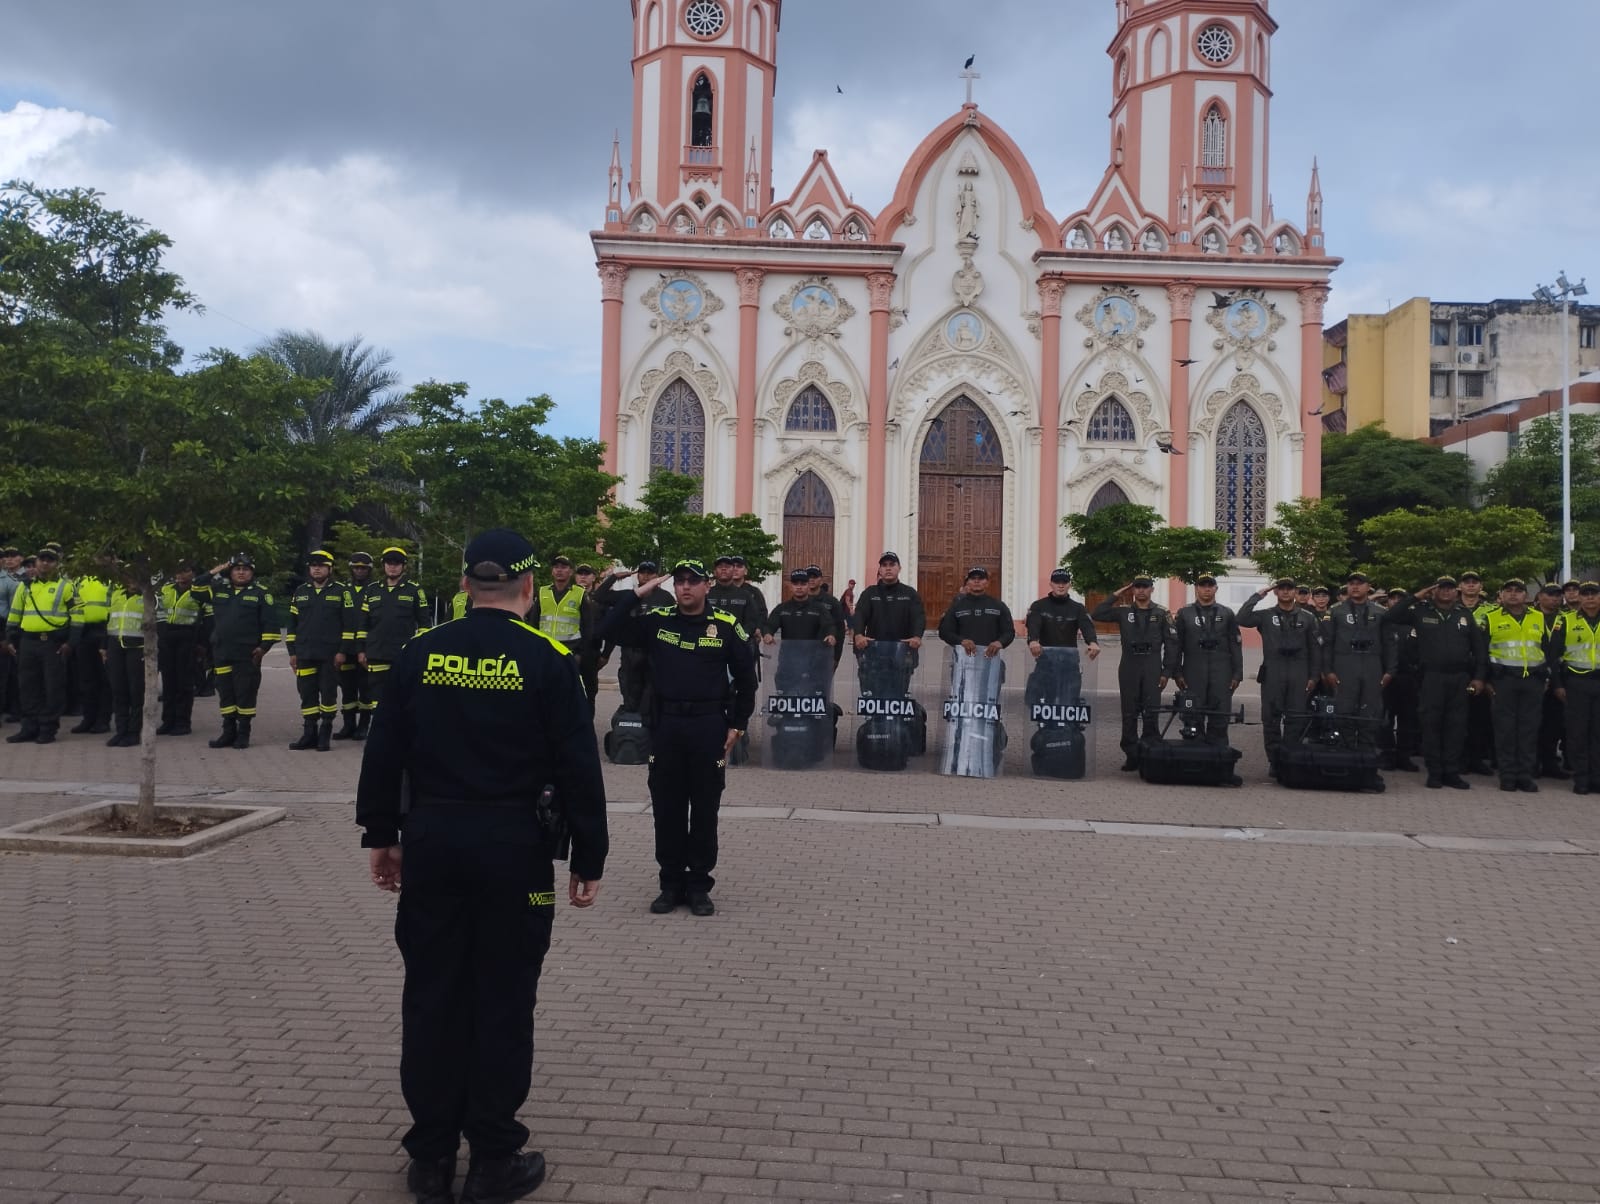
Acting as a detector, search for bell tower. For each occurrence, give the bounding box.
[1106,0,1277,233]
[625,0,782,227]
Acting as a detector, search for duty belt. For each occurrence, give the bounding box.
[656,699,725,717]
[19,632,65,642]
[411,794,533,810]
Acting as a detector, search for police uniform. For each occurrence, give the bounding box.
[597,565,675,715]
[356,527,607,1202]
[1483,582,1551,791]
[1534,592,1570,778]
[356,549,430,730]
[708,556,768,683]
[1091,578,1175,768]
[103,583,147,747]
[1378,589,1423,771]
[1318,577,1388,753]
[1171,578,1244,746]
[0,548,22,726]
[1025,571,1098,708]
[156,572,202,734]
[1459,575,1497,772]
[937,570,1016,652]
[768,572,839,695]
[806,567,848,669]
[1238,581,1318,769]
[337,553,378,739]
[69,574,113,733]
[1382,580,1485,787]
[195,554,279,750]
[286,551,354,751]
[1549,586,1600,794]
[851,561,927,644]
[531,559,593,718]
[599,559,757,913]
[4,551,76,744]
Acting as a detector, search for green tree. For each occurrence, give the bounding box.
[1359,506,1553,588]
[1151,526,1230,585]
[1322,425,1473,559]
[1059,503,1165,595]
[1481,413,1600,575]
[599,472,782,576]
[254,329,408,552]
[1251,496,1352,586]
[1,183,337,833]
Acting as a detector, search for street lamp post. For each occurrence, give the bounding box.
[1535,272,1589,583]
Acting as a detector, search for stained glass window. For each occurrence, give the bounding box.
[1087,397,1137,442]
[919,397,1002,471]
[1086,481,1130,515]
[650,378,706,513]
[785,385,838,432]
[1202,104,1226,168]
[1215,401,1267,557]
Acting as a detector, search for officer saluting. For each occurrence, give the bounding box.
[1383,576,1485,789]
[601,558,757,917]
[1092,575,1174,771]
[356,527,608,1204]
[1238,577,1318,775]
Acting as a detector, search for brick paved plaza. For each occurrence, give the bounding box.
[3,658,1599,1203]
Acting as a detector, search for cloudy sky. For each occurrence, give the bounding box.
[3,0,1596,440]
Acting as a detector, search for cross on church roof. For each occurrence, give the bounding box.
[960,67,981,107]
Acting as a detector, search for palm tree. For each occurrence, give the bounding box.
[255,330,408,551]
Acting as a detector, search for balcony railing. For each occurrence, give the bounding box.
[1198,167,1233,186]
[683,144,719,166]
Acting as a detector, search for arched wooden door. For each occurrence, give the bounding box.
[782,470,835,586]
[918,396,1004,609]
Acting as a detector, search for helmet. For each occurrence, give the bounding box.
[348,552,374,567]
[228,552,255,569]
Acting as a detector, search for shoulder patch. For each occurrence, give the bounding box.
[648,605,677,617]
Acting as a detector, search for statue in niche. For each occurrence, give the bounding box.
[1201,228,1224,254]
[770,217,793,239]
[955,180,980,240]
[1141,227,1164,252]
[1066,226,1090,249]
[633,211,657,234]
[1241,231,1262,255]
[1105,227,1128,251]
[711,215,730,237]
[673,212,694,236]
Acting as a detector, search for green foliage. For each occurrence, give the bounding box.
[600,473,782,581]
[1060,503,1228,592]
[1359,506,1554,588]
[1322,424,1473,559]
[322,520,414,568]
[1481,413,1600,574]
[1251,496,1352,586]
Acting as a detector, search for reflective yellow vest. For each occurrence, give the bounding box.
[452,591,470,620]
[1485,607,1547,674]
[1558,612,1600,674]
[538,584,584,642]
[159,583,202,627]
[13,577,75,633]
[73,576,112,625]
[109,588,145,645]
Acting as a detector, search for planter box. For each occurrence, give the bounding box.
[0,800,286,857]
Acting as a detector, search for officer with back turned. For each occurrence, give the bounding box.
[1238,577,1318,775]
[1092,574,1174,770]
[599,558,757,917]
[1382,576,1485,789]
[357,527,607,1204]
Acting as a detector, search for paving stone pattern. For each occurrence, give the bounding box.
[3,661,1600,1202]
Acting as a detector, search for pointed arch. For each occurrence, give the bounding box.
[783,470,836,582]
[1102,222,1131,251]
[649,377,708,512]
[1201,101,1228,169]
[1065,222,1093,250]
[1214,400,1268,557]
[785,385,839,432]
[1087,397,1137,442]
[690,71,716,149]
[1138,223,1168,252]
[801,213,833,241]
[916,394,1007,605]
[1086,481,1131,515]
[747,2,765,53]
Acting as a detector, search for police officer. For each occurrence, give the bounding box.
[102,568,149,748]
[709,554,768,682]
[285,551,353,752]
[573,564,602,706]
[1318,572,1388,779]
[1534,582,1570,779]
[335,552,377,740]
[938,566,1015,657]
[1482,578,1550,792]
[1457,570,1497,774]
[1381,577,1485,789]
[1377,585,1422,772]
[0,546,21,726]
[69,568,113,734]
[1171,574,1244,755]
[357,547,430,734]
[1550,581,1600,795]
[1091,575,1174,771]
[765,569,839,695]
[356,527,607,1204]
[851,552,926,653]
[1308,584,1332,615]
[1238,577,1318,774]
[1025,570,1099,657]
[600,559,757,917]
[805,565,848,669]
[3,546,77,744]
[156,563,202,735]
[597,560,674,714]
[534,556,596,720]
[195,553,279,750]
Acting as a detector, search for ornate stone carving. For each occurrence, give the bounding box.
[952,241,985,306]
[641,271,724,341]
[1166,282,1196,321]
[957,149,981,177]
[866,272,897,312]
[626,350,728,422]
[1071,369,1157,438]
[1205,287,1287,368]
[1298,285,1330,325]
[598,262,629,302]
[735,267,765,308]
[767,360,859,429]
[1037,277,1068,319]
[766,445,859,486]
[1075,285,1156,352]
[955,181,980,241]
[771,275,857,343]
[1067,457,1162,507]
[1194,371,1289,437]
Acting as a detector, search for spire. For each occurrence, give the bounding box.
[1306,157,1323,235]
[607,132,623,214]
[1177,164,1192,232]
[744,138,761,222]
[1265,193,1275,227]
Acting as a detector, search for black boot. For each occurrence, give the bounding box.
[406,1154,456,1204]
[208,717,237,749]
[233,717,252,750]
[156,720,175,735]
[289,719,318,750]
[331,712,358,740]
[316,717,333,751]
[70,718,94,734]
[6,725,40,744]
[107,723,127,747]
[353,711,371,741]
[461,1150,545,1204]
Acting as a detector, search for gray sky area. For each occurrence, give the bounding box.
[2,0,1596,439]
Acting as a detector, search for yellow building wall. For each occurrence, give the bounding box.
[1329,297,1431,439]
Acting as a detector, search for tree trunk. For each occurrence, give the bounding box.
[305,512,327,555]
[135,584,161,835]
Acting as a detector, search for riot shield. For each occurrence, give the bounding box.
[935,647,1007,778]
[749,639,836,770]
[849,639,929,771]
[1022,645,1098,779]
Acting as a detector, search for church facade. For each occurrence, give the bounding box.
[593,0,1338,609]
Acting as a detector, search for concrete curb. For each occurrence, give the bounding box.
[0,800,287,858]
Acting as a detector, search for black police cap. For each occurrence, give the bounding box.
[714,555,737,566]
[805,565,823,578]
[672,559,709,580]
[550,555,572,567]
[308,550,335,566]
[1346,571,1368,584]
[1049,568,1072,583]
[965,566,988,579]
[1273,577,1297,589]
[789,569,810,583]
[462,528,539,581]
[1131,574,1154,587]
[1195,574,1218,586]
[636,560,659,573]
[1501,578,1527,590]
[879,551,900,564]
